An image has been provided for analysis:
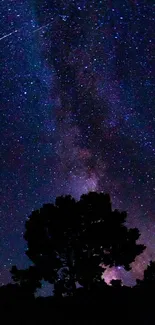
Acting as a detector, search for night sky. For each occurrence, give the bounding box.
[0,0,154,289]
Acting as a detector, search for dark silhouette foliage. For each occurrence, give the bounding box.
[10,265,42,296]
[136,261,155,288]
[11,192,145,297]
[110,279,122,287]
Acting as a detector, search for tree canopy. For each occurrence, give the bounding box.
[136,261,155,288]
[11,192,145,296]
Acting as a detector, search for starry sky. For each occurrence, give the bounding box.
[0,0,154,288]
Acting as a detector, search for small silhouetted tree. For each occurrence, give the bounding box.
[0,283,20,301]
[10,265,42,297]
[110,279,122,288]
[136,261,155,288]
[11,192,145,296]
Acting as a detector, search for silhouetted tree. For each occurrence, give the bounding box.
[11,192,145,296]
[136,261,155,288]
[0,282,34,304]
[10,265,42,296]
[0,283,20,301]
[74,193,144,290]
[110,279,122,288]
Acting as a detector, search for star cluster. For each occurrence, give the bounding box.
[0,0,154,286]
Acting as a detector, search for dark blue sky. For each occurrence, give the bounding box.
[0,0,154,287]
